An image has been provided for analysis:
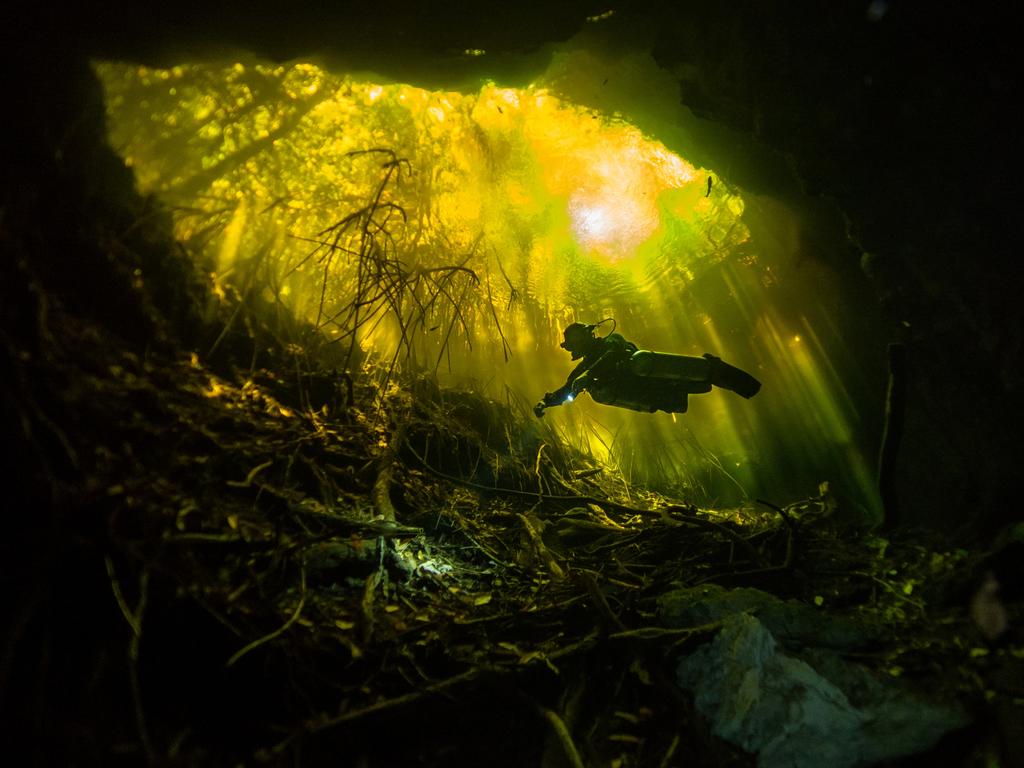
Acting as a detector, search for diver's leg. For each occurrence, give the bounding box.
[703,353,761,398]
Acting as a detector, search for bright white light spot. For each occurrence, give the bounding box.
[573,205,612,240]
[569,192,654,261]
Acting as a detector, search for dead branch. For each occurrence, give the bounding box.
[226,566,307,667]
[105,556,154,763]
[756,497,799,567]
[307,667,484,732]
[537,704,586,768]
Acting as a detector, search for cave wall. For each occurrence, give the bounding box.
[636,0,1020,533]
[7,0,1019,535]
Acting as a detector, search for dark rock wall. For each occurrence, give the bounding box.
[638,1,1020,533]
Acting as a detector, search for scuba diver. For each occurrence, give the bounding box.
[534,320,761,417]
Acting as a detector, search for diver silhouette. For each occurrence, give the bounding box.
[534,321,761,417]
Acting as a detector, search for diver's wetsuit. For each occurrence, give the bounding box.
[545,332,637,405]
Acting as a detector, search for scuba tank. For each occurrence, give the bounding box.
[627,351,761,399]
[628,350,710,381]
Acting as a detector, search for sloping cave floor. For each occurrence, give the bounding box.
[5,267,1024,768]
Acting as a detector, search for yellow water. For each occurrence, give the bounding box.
[94,56,882,516]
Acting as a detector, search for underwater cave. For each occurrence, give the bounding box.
[3,1,1021,766]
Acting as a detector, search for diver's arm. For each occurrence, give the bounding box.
[552,359,592,399]
[536,359,591,416]
[535,350,613,416]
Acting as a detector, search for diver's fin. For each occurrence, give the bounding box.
[703,354,761,398]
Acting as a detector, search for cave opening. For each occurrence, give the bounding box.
[93,44,883,517]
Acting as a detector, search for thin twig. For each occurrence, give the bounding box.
[537,705,586,768]
[227,566,307,667]
[608,622,722,641]
[308,667,482,731]
[105,556,154,763]
[659,733,680,768]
